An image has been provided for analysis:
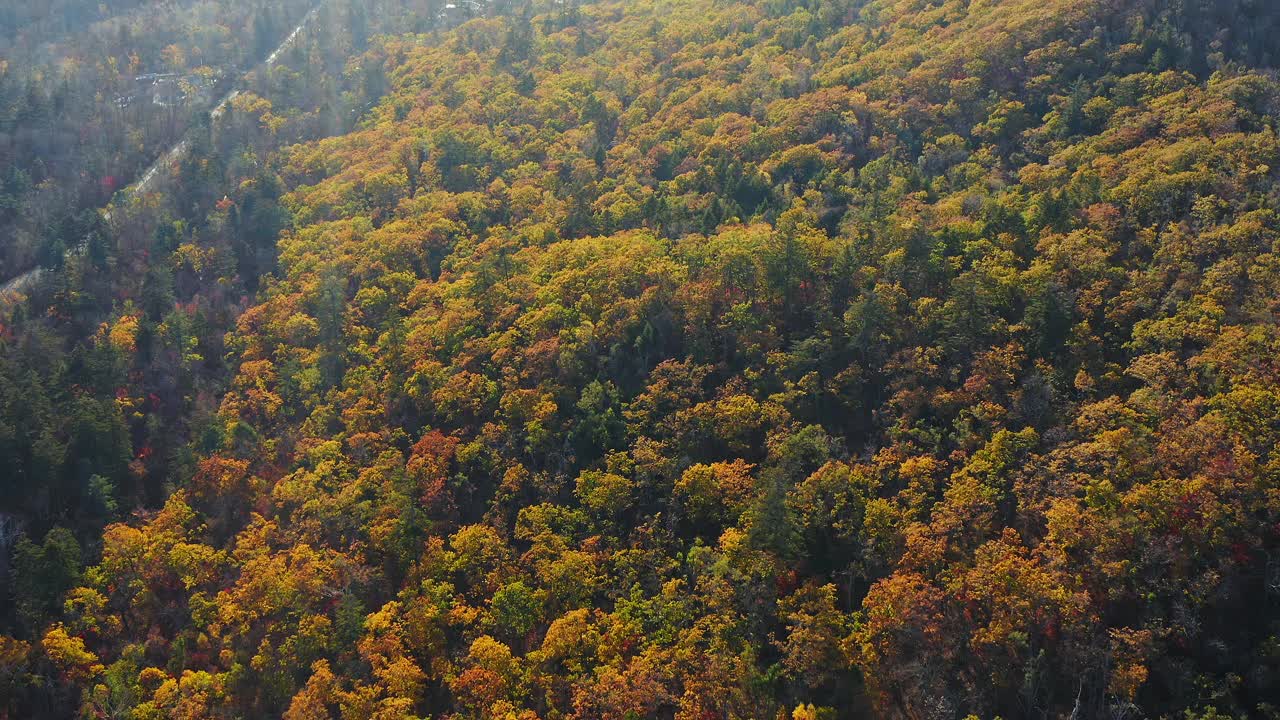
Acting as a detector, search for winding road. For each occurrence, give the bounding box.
[1,3,324,305]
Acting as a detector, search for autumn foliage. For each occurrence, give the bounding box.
[5,0,1280,718]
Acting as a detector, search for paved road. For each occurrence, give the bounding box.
[0,265,41,299]
[1,3,323,305]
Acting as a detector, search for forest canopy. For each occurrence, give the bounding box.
[4,0,1280,718]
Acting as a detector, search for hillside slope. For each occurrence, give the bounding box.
[14,0,1280,717]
